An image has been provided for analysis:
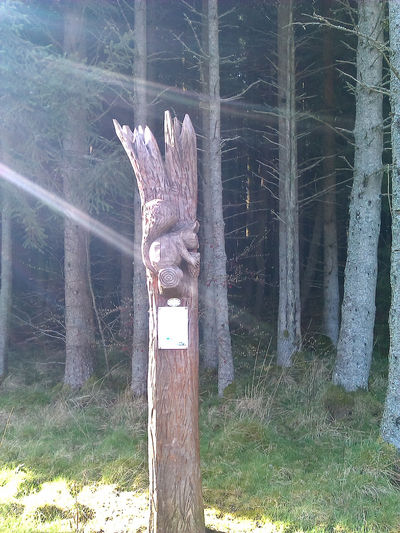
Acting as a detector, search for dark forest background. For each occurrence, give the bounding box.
[1,1,387,369]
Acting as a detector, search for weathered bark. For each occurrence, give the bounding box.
[207,0,235,394]
[333,1,383,391]
[114,113,205,533]
[322,0,339,345]
[0,193,12,380]
[381,0,400,449]
[199,0,218,369]
[131,0,149,397]
[277,0,301,367]
[63,2,95,388]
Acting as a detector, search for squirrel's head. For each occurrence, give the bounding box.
[180,223,199,249]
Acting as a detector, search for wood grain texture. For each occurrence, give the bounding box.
[114,112,205,533]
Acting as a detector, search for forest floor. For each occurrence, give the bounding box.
[0,322,399,532]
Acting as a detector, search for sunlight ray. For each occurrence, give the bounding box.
[44,55,279,125]
[0,163,136,259]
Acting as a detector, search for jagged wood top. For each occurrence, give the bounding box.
[113,111,197,223]
[113,119,166,206]
[164,112,197,222]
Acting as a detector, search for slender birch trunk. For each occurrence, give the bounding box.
[207,0,234,394]
[131,0,148,396]
[277,0,301,367]
[381,0,400,449]
[333,0,383,391]
[322,0,339,345]
[0,192,12,380]
[63,2,96,388]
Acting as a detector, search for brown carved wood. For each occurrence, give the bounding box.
[114,112,205,533]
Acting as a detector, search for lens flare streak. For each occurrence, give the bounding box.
[0,162,134,258]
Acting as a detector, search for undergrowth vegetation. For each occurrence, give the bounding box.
[0,331,399,532]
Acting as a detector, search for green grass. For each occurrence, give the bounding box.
[0,336,399,532]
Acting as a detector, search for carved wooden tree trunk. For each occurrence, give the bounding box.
[114,112,205,533]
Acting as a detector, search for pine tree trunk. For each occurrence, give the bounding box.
[120,234,133,339]
[381,0,400,449]
[301,204,322,307]
[254,211,267,317]
[114,112,205,533]
[333,1,383,391]
[322,0,339,345]
[0,193,12,380]
[207,0,234,394]
[120,211,133,339]
[131,0,148,397]
[63,2,95,388]
[245,166,267,317]
[277,0,301,367]
[199,0,218,370]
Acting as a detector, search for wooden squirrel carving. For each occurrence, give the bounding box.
[142,198,200,293]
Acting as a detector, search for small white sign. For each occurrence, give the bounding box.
[158,307,188,349]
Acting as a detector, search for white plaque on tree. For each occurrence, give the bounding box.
[158,307,188,349]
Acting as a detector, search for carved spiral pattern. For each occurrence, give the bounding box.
[158,266,183,289]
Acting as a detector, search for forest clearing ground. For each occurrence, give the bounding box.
[0,335,399,532]
[0,469,283,532]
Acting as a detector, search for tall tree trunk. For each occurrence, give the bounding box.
[131,0,148,396]
[199,0,218,369]
[254,180,267,317]
[333,1,383,391]
[63,2,95,388]
[322,0,339,345]
[381,0,400,449]
[301,204,322,307]
[246,166,267,317]
[207,0,234,395]
[277,0,301,367]
[0,192,12,380]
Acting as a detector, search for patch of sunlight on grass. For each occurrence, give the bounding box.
[0,466,28,503]
[22,479,75,516]
[78,484,148,532]
[205,507,286,532]
[0,469,308,533]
